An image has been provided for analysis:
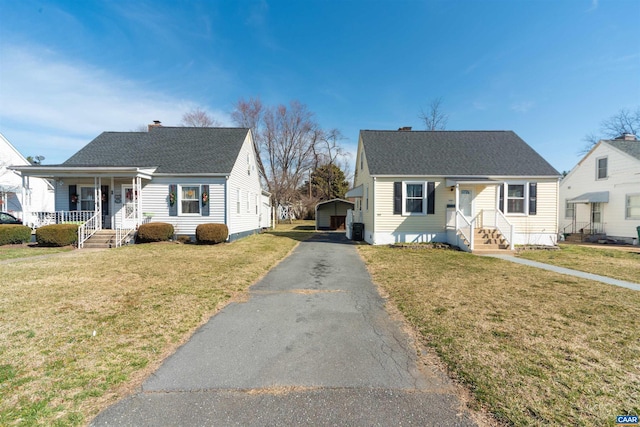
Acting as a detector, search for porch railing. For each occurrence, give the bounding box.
[29,211,95,228]
[561,221,605,235]
[494,210,515,250]
[455,210,474,251]
[78,212,100,249]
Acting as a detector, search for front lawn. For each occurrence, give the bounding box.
[0,244,73,261]
[358,246,640,426]
[0,225,314,426]
[517,244,640,283]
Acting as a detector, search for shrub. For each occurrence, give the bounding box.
[196,223,228,244]
[0,225,32,245]
[36,224,79,247]
[136,222,174,243]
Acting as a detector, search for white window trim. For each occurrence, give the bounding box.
[565,199,575,219]
[79,185,96,211]
[501,182,529,216]
[402,181,426,216]
[178,184,201,216]
[626,193,640,220]
[236,189,241,215]
[596,156,608,180]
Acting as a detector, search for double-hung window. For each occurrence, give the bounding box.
[626,194,640,220]
[565,199,575,219]
[506,184,525,214]
[181,185,200,214]
[597,157,608,180]
[80,186,96,211]
[404,182,424,215]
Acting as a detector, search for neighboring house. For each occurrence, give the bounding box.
[12,125,268,246]
[559,133,640,244]
[0,132,54,224]
[315,199,354,230]
[346,129,561,251]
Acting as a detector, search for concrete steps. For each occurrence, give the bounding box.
[82,230,117,249]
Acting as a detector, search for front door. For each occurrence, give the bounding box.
[122,185,137,228]
[101,185,110,229]
[460,188,473,220]
[591,202,603,233]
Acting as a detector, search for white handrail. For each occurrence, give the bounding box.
[455,210,474,251]
[77,212,100,249]
[494,209,514,250]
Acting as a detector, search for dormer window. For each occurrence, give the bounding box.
[597,157,608,180]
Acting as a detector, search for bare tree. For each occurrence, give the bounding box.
[581,106,640,153]
[419,97,448,131]
[231,97,266,181]
[181,108,220,127]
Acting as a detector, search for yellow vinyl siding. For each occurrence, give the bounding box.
[373,178,446,234]
[506,180,558,234]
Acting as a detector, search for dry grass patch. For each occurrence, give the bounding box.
[0,227,315,426]
[358,246,640,426]
[517,244,640,283]
[0,245,73,261]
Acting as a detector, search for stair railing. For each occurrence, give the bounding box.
[77,212,100,249]
[494,209,514,250]
[455,210,474,251]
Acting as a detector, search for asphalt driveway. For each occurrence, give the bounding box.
[91,232,477,426]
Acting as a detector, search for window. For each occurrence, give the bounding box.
[626,194,640,220]
[506,184,525,214]
[247,152,251,175]
[405,183,424,214]
[237,189,241,214]
[246,191,250,213]
[365,185,369,211]
[180,185,200,214]
[565,200,575,219]
[597,157,608,179]
[80,187,95,211]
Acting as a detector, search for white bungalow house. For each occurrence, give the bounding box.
[0,132,54,224]
[11,125,268,247]
[346,129,561,252]
[559,133,640,245]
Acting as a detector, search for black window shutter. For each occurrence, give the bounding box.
[69,185,77,210]
[498,184,504,213]
[201,184,210,216]
[393,182,402,214]
[529,182,537,215]
[426,181,435,215]
[169,184,177,217]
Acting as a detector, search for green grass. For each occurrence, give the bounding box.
[518,244,640,283]
[0,222,315,426]
[358,245,640,426]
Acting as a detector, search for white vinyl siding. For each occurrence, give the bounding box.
[626,194,640,220]
[596,156,608,180]
[560,141,640,240]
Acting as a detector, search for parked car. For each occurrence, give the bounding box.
[0,212,22,225]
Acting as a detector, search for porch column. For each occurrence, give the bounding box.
[454,183,459,230]
[21,174,29,226]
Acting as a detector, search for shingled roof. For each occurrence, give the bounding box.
[63,127,250,174]
[605,138,640,161]
[360,130,559,177]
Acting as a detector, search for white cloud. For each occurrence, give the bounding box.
[510,101,534,113]
[0,44,231,163]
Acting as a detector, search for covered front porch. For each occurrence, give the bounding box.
[11,166,155,248]
[444,179,514,252]
[561,191,608,242]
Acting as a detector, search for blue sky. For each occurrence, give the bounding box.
[0,0,638,175]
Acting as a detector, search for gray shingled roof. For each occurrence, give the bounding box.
[361,130,559,176]
[606,139,640,161]
[63,127,250,174]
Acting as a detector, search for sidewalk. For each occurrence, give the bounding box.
[485,254,640,291]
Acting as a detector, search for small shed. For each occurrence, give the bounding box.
[315,199,354,230]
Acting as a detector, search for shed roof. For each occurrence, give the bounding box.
[63,127,250,174]
[360,130,559,177]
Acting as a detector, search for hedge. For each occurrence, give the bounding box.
[136,222,174,243]
[195,223,228,244]
[35,224,79,247]
[0,225,32,245]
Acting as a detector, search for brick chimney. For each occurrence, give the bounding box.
[148,120,162,132]
[398,126,412,131]
[616,133,637,141]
